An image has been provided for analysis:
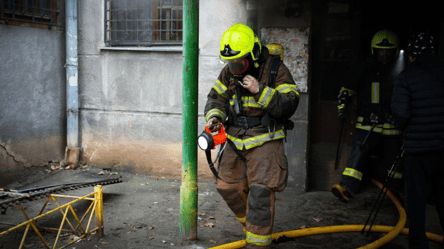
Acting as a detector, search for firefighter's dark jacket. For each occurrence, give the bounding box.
[204,48,300,151]
[341,56,403,121]
[391,54,444,154]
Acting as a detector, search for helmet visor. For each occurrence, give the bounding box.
[226,54,250,75]
[374,48,397,64]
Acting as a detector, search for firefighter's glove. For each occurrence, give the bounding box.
[207,117,222,132]
[242,75,260,94]
[337,104,347,122]
[338,91,350,122]
[337,90,350,105]
[337,90,350,122]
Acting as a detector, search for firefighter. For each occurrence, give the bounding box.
[332,30,405,203]
[204,23,299,248]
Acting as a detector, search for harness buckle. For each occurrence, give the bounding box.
[268,119,276,138]
[236,116,249,130]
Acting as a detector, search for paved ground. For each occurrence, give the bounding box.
[0,165,443,249]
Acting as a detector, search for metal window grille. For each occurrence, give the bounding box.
[105,0,183,46]
[0,0,60,28]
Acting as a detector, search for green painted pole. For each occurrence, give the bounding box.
[180,0,199,241]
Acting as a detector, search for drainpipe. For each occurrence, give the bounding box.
[180,0,199,241]
[65,0,79,166]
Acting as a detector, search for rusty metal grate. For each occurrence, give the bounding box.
[105,0,183,46]
[0,185,107,249]
[0,176,122,214]
[0,0,60,28]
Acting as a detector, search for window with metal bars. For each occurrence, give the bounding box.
[105,0,183,46]
[0,0,60,29]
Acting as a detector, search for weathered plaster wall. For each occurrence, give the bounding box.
[0,25,66,186]
[261,28,310,92]
[77,0,219,178]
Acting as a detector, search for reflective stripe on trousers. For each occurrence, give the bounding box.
[343,167,363,181]
[355,116,402,136]
[246,231,272,246]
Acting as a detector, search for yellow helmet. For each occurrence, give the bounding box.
[219,23,262,75]
[371,29,399,54]
[371,30,399,63]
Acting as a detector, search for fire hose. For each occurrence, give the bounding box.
[209,179,443,249]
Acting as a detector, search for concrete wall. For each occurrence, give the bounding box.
[0,24,66,186]
[76,0,260,179]
[78,0,214,179]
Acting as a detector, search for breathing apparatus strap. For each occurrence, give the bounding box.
[268,55,282,88]
[206,150,222,180]
[205,139,247,183]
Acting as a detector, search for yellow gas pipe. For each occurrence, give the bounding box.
[210,179,443,249]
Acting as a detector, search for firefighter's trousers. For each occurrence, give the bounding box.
[216,139,288,249]
[340,128,403,195]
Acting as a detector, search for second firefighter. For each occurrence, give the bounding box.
[332,30,405,203]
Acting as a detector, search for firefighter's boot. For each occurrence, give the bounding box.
[331,184,352,203]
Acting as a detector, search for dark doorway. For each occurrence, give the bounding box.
[308,1,443,191]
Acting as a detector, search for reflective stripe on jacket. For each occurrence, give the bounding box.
[204,50,299,150]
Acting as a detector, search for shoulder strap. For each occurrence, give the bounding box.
[268,56,282,88]
[205,140,247,182]
[205,150,220,179]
